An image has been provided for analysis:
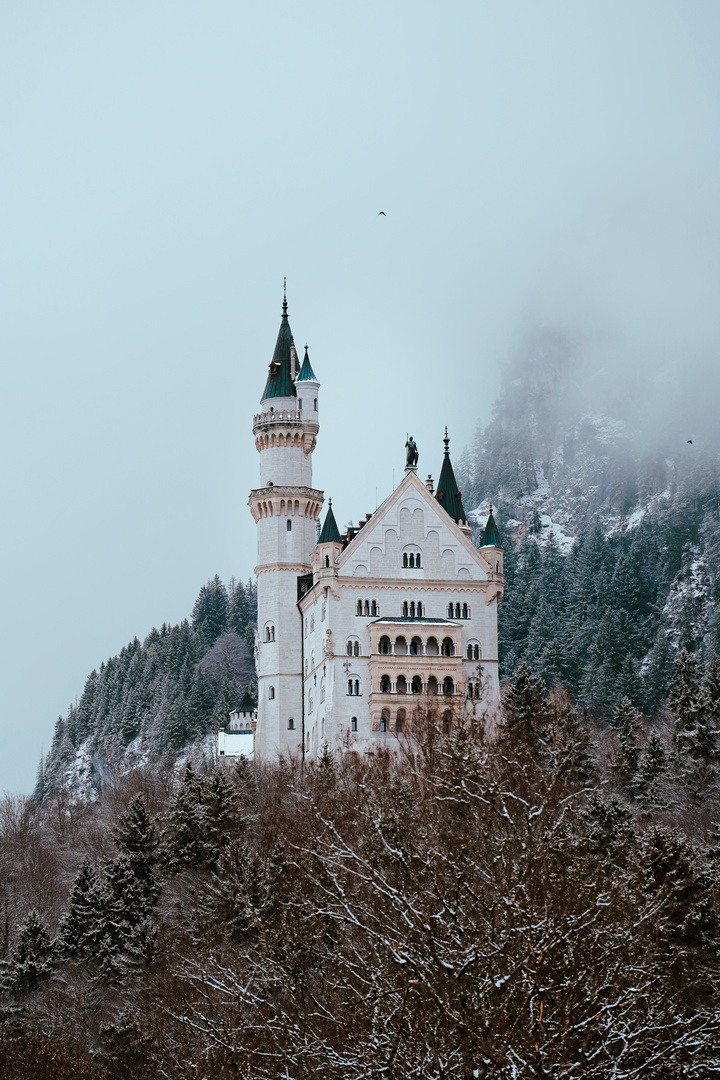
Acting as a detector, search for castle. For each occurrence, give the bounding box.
[249,294,504,761]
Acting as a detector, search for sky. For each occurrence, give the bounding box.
[1,1,720,795]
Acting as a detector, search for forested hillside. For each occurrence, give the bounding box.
[37,577,257,802]
[457,329,720,716]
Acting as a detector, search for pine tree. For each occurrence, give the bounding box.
[4,909,54,992]
[161,763,217,871]
[633,730,667,800]
[611,697,643,787]
[58,856,108,961]
[502,662,547,741]
[111,794,160,905]
[192,576,229,649]
[669,649,718,761]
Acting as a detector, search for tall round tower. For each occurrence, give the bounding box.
[248,293,324,758]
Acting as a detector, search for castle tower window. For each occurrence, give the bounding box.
[448,604,454,618]
[364,601,370,616]
[354,679,360,695]
[402,601,408,617]
[325,555,329,567]
[396,709,406,733]
[428,675,438,695]
[380,674,391,693]
[462,603,468,618]
[443,711,452,732]
[416,553,422,568]
[467,644,473,660]
[396,675,407,694]
[442,637,454,656]
[411,675,422,694]
[288,717,295,729]
[314,398,317,410]
[351,716,358,732]
[474,644,480,660]
[426,636,439,655]
[410,602,416,618]
[354,641,360,656]
[269,686,275,700]
[417,602,423,617]
[395,636,408,655]
[409,553,415,568]
[455,604,461,619]
[371,600,377,615]
[411,636,422,655]
[347,641,353,656]
[287,520,292,531]
[357,601,363,615]
[379,635,391,655]
[403,553,408,568]
[467,682,474,698]
[443,677,454,695]
[380,710,389,732]
[348,680,353,696]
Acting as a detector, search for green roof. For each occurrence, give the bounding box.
[482,507,502,548]
[435,429,467,524]
[262,295,297,400]
[296,345,317,382]
[318,500,341,544]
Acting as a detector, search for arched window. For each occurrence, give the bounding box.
[379,635,391,655]
[443,710,452,733]
[428,676,438,695]
[381,675,391,693]
[462,603,468,618]
[474,644,480,660]
[448,603,454,618]
[364,601,370,616]
[357,600,363,615]
[351,716,358,732]
[371,600,377,615]
[409,553,415,568]
[412,675,422,694]
[416,553,422,568]
[269,686,275,700]
[410,602,416,618]
[288,717,295,729]
[354,641,360,656]
[402,601,409,617]
[455,604,461,619]
[325,555,329,567]
[403,553,408,567]
[313,398,317,410]
[396,708,406,733]
[443,676,454,695]
[347,641,353,656]
[354,679,360,695]
[395,636,407,655]
[348,680,353,696]
[426,636,438,655]
[417,601,423,617]
[467,682,474,698]
[442,637,454,656]
[287,520,292,532]
[380,710,389,732]
[396,675,407,694]
[467,643,473,660]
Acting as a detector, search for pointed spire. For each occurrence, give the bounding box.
[262,282,297,400]
[296,344,317,382]
[482,504,503,547]
[435,429,467,524]
[318,499,341,544]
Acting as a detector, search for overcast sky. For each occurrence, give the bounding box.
[1,1,719,795]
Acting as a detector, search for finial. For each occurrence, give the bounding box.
[443,427,450,455]
[282,277,288,317]
[489,503,493,514]
[328,497,332,507]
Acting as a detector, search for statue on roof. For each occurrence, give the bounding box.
[405,435,418,468]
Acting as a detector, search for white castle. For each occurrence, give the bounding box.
[248,294,504,761]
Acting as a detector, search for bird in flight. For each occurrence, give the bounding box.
[688,439,693,444]
[378,211,386,216]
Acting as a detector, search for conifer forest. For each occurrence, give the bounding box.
[9,336,720,1077]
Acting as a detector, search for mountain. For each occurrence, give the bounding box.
[36,576,257,802]
[456,328,720,714]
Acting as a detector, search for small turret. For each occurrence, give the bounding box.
[313,499,342,580]
[262,287,297,403]
[480,504,504,576]
[435,429,471,535]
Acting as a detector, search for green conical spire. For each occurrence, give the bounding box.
[482,505,502,547]
[435,429,467,524]
[318,499,341,544]
[296,345,317,382]
[261,283,298,400]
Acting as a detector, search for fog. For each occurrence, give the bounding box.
[1,1,719,794]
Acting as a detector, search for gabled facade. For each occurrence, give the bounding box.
[250,296,504,761]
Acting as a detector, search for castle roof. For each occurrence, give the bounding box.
[318,500,341,544]
[262,293,297,400]
[482,507,502,548]
[435,429,467,524]
[296,346,317,382]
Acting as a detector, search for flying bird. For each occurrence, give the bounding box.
[688,440,693,444]
[378,211,386,216]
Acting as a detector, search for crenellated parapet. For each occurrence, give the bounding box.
[248,485,324,523]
